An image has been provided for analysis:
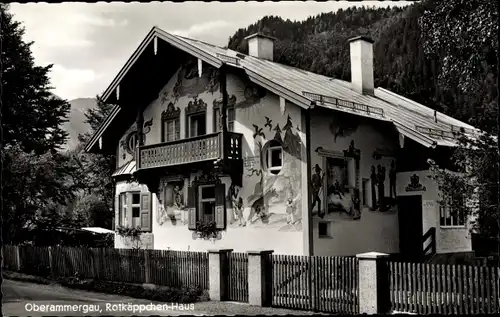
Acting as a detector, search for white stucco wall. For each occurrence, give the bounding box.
[310,109,400,256]
[114,59,307,255]
[397,170,472,254]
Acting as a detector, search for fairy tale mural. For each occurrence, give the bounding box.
[310,111,399,222]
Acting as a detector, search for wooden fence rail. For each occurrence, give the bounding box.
[228,252,249,302]
[3,246,209,290]
[272,255,359,314]
[389,261,500,314]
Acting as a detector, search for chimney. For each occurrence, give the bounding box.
[348,35,375,95]
[244,33,276,61]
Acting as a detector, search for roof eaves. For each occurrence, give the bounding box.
[102,26,224,103]
[101,27,157,102]
[84,105,121,153]
[392,120,436,148]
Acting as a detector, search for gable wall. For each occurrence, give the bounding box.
[114,58,308,255]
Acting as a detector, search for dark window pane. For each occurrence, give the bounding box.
[201,186,215,199]
[132,207,140,218]
[271,148,282,167]
[132,193,140,204]
[319,222,328,237]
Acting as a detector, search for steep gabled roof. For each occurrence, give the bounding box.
[85,26,479,153]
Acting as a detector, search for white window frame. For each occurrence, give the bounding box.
[439,196,466,228]
[267,145,283,174]
[130,192,141,228]
[164,118,180,142]
[198,185,216,223]
[119,193,128,227]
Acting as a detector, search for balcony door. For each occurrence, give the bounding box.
[189,113,206,137]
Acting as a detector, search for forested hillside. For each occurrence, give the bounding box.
[227,1,496,127]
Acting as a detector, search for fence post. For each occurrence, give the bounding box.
[356,251,390,314]
[208,249,233,301]
[247,250,274,307]
[15,246,21,272]
[47,246,55,277]
[144,250,151,284]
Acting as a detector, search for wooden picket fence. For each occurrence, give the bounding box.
[389,261,500,314]
[3,245,209,290]
[272,255,359,314]
[227,252,249,302]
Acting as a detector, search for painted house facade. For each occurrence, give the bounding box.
[85,28,478,260]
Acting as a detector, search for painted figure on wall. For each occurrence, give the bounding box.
[377,165,386,211]
[389,160,397,199]
[286,190,297,224]
[227,183,246,226]
[311,164,325,217]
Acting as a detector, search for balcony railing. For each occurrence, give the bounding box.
[137,131,242,170]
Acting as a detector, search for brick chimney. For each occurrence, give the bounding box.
[244,33,276,61]
[348,36,375,95]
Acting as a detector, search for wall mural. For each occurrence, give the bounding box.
[329,113,359,142]
[313,141,361,221]
[225,111,304,232]
[168,58,220,104]
[369,160,398,211]
[405,174,426,192]
[119,118,153,160]
[156,177,188,226]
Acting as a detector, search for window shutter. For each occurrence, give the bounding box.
[140,192,152,232]
[115,195,120,229]
[187,185,197,230]
[214,183,226,229]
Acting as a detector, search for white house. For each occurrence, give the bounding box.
[85,27,478,261]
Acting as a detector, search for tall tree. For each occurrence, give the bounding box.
[421,0,499,251]
[72,95,116,228]
[1,4,78,244]
[1,4,71,154]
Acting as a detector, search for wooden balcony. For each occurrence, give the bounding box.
[136,131,243,171]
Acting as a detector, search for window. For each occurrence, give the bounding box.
[116,191,152,232]
[188,113,206,137]
[265,140,283,175]
[162,118,180,142]
[440,195,466,227]
[187,183,226,230]
[214,107,235,132]
[318,221,331,238]
[161,102,181,142]
[199,185,216,223]
[125,132,137,154]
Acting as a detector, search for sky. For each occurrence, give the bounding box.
[10,1,413,101]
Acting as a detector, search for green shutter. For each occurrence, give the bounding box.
[214,183,226,230]
[187,186,197,230]
[140,192,152,232]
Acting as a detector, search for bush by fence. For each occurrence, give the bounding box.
[2,245,209,291]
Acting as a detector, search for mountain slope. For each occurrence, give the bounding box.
[62,98,96,150]
[227,2,487,124]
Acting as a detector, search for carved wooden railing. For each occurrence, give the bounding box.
[225,132,242,161]
[137,131,242,170]
[422,227,437,260]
